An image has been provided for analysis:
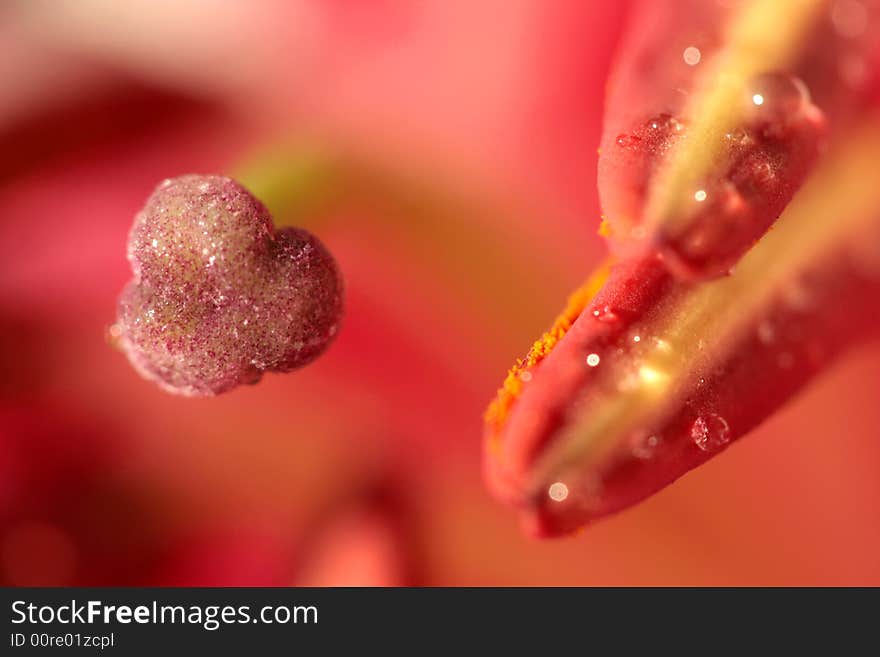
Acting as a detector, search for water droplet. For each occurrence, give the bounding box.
[632,335,641,343]
[694,189,708,202]
[746,73,813,124]
[519,371,533,382]
[724,127,754,147]
[548,482,569,502]
[646,114,684,133]
[682,46,701,66]
[753,160,776,184]
[591,305,618,323]
[632,433,662,460]
[691,414,731,452]
[616,134,641,148]
[586,353,601,367]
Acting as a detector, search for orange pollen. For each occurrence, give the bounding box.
[484,259,612,451]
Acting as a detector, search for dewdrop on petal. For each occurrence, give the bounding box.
[116,175,343,396]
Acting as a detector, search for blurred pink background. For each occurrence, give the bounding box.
[2,0,880,586]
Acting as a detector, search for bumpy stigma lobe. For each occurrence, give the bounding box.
[117,175,343,396]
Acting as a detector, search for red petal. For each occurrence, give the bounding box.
[487,120,880,536]
[598,0,879,278]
